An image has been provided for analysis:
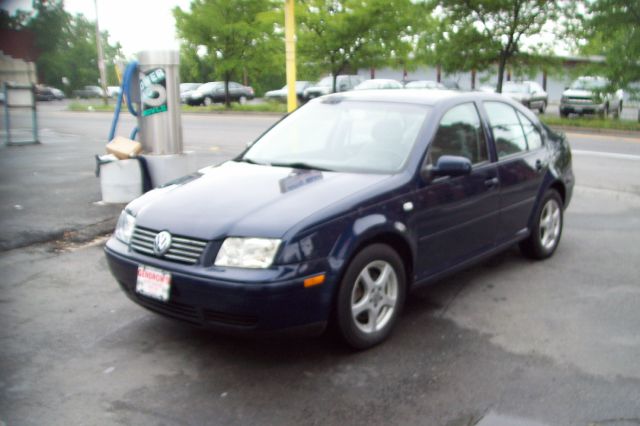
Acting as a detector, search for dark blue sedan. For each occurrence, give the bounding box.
[105,90,574,349]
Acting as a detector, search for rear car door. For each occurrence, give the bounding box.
[482,101,547,244]
[414,102,500,280]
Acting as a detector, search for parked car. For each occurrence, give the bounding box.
[404,80,446,90]
[183,81,254,106]
[302,75,364,101]
[502,81,548,113]
[36,85,64,101]
[179,83,202,104]
[354,79,403,90]
[107,86,122,98]
[264,81,313,103]
[72,85,105,99]
[442,80,461,90]
[105,89,574,349]
[560,76,624,118]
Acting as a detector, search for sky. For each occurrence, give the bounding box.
[2,0,192,57]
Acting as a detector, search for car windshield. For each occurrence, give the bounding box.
[316,77,333,87]
[241,100,430,174]
[198,82,220,91]
[570,78,607,90]
[503,83,528,93]
[180,83,200,92]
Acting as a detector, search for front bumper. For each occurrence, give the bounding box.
[560,102,605,115]
[105,238,333,335]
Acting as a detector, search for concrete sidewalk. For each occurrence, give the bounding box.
[0,128,123,251]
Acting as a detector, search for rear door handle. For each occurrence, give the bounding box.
[535,159,544,172]
[485,177,499,188]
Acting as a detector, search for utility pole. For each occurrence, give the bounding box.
[94,0,108,106]
[284,0,297,112]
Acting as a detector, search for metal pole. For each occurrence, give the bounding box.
[94,0,109,106]
[31,83,39,143]
[3,83,10,145]
[284,0,297,112]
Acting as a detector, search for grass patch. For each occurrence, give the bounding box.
[68,102,120,112]
[181,102,287,113]
[541,114,640,132]
[70,101,287,114]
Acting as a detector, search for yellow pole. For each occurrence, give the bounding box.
[284,0,297,112]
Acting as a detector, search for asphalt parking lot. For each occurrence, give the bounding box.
[1,103,639,425]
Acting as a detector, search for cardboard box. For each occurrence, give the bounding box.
[106,136,142,160]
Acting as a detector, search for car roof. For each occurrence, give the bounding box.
[320,88,511,107]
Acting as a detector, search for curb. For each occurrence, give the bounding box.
[550,125,640,138]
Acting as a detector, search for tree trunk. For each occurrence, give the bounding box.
[496,52,508,93]
[224,74,231,108]
[332,74,338,93]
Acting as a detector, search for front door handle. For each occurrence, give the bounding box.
[535,159,544,172]
[485,177,499,188]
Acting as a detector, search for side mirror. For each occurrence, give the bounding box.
[422,155,472,181]
[339,83,348,91]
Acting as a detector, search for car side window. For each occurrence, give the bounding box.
[484,102,528,159]
[428,103,488,165]
[517,111,543,150]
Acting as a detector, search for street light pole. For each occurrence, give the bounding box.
[284,0,297,113]
[94,0,108,106]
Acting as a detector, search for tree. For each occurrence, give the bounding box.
[436,0,565,93]
[3,1,123,92]
[297,0,418,92]
[581,0,640,106]
[174,0,281,107]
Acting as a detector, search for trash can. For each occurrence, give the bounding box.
[96,154,143,203]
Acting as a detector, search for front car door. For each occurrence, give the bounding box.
[481,101,547,244]
[413,102,500,280]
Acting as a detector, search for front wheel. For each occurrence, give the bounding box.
[336,244,406,349]
[238,95,247,105]
[203,96,213,106]
[520,189,563,259]
[539,101,546,114]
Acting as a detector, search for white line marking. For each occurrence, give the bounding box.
[572,150,640,161]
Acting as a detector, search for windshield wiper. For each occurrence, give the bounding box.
[269,162,334,172]
[237,157,267,166]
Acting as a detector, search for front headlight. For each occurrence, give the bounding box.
[115,210,136,244]
[215,237,281,268]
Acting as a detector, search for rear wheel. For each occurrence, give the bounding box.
[520,189,563,259]
[336,244,406,349]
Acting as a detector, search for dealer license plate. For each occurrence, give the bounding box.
[136,265,171,302]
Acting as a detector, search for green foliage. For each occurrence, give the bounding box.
[174,0,282,106]
[435,0,566,92]
[4,1,123,92]
[297,0,418,91]
[580,0,640,100]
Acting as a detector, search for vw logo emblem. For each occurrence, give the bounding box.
[154,231,172,256]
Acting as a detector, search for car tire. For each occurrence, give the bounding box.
[539,101,546,114]
[520,189,563,260]
[203,96,213,106]
[613,102,622,119]
[560,110,568,118]
[239,95,247,105]
[336,244,406,350]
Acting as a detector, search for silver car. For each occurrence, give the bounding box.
[560,76,624,118]
[502,81,548,113]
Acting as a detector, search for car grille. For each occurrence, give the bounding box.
[130,226,208,265]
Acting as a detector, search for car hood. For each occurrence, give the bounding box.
[563,89,594,98]
[265,89,285,97]
[503,92,529,101]
[129,161,391,240]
